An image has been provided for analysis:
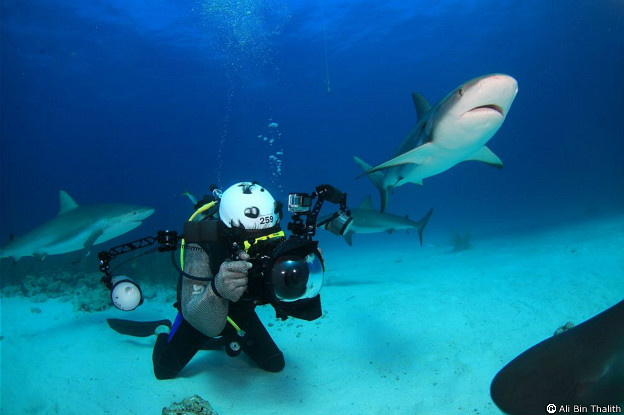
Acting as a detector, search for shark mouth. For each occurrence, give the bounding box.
[466,104,505,116]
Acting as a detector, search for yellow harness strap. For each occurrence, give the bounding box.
[242,230,285,251]
[180,201,217,270]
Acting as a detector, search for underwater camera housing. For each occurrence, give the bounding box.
[241,235,325,320]
[288,193,313,213]
[236,184,351,319]
[97,184,351,320]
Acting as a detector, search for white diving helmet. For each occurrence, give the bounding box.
[218,182,280,230]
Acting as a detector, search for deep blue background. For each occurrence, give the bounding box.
[2,0,623,246]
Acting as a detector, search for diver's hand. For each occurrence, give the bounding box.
[213,251,252,302]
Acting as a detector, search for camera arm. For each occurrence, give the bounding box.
[315,184,346,206]
[98,230,179,288]
[287,184,351,239]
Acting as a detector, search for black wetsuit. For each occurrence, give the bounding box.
[151,240,285,380]
[152,302,284,379]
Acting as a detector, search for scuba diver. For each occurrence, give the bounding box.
[154,181,289,378]
[101,181,353,379]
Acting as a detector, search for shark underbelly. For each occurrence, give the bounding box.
[387,149,475,186]
[3,224,97,257]
[37,236,92,256]
[351,222,412,234]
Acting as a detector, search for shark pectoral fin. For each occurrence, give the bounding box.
[396,176,422,187]
[467,146,503,169]
[367,143,434,174]
[84,229,104,250]
[354,156,373,178]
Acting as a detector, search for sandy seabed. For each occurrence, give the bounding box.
[1,213,623,415]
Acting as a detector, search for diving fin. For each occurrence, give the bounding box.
[107,318,172,337]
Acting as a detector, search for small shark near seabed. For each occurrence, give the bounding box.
[0,190,154,261]
[355,74,518,212]
[329,195,433,246]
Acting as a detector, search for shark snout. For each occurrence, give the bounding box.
[127,207,155,222]
[460,74,518,119]
[136,207,155,221]
[481,74,518,108]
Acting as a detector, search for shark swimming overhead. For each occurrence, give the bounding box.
[326,195,433,246]
[0,190,155,261]
[355,74,518,212]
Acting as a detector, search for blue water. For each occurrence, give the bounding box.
[2,2,624,414]
[1,0,623,242]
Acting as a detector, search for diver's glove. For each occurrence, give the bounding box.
[212,251,252,302]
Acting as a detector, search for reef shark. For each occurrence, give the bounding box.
[326,195,433,246]
[491,299,624,414]
[0,190,154,261]
[355,74,518,212]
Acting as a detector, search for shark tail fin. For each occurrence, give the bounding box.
[354,156,389,213]
[416,208,434,246]
[182,190,198,206]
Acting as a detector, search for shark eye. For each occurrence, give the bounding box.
[458,88,464,97]
[420,122,426,131]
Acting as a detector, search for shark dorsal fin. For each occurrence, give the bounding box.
[358,195,375,210]
[412,92,431,122]
[59,190,79,215]
[344,231,353,246]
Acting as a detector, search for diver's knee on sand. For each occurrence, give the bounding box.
[152,333,183,380]
[256,351,285,372]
